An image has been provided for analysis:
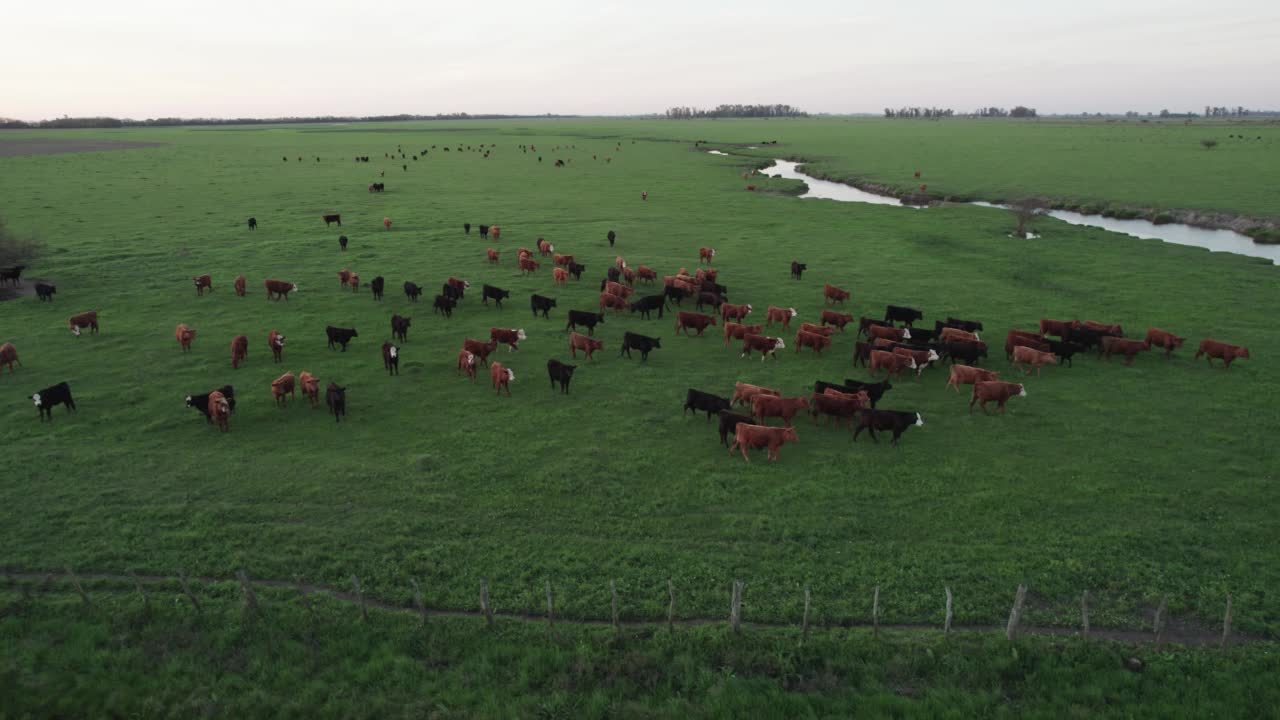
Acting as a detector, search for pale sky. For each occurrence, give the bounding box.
[3,0,1277,120]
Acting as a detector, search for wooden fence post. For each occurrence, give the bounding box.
[65,567,91,607]
[479,578,493,627]
[410,579,427,626]
[729,580,743,634]
[545,581,555,629]
[1081,590,1090,639]
[1221,594,1233,649]
[1006,584,1027,641]
[1153,596,1166,646]
[351,575,368,621]
[610,580,621,638]
[944,586,953,635]
[237,570,258,612]
[177,570,201,613]
[801,585,811,642]
[667,579,675,633]
[872,585,880,636]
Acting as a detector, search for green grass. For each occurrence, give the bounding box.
[0,119,1277,711]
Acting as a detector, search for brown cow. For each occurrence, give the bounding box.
[752,395,809,427]
[869,325,912,342]
[208,390,231,432]
[1039,318,1079,337]
[821,309,854,330]
[870,349,916,378]
[1012,344,1057,375]
[348,272,360,292]
[675,311,717,336]
[732,382,781,406]
[622,267,636,286]
[537,238,553,256]
[489,225,501,242]
[799,322,836,337]
[553,267,569,285]
[383,216,393,230]
[1004,330,1048,360]
[568,331,604,359]
[636,266,657,284]
[765,305,797,329]
[0,342,20,374]
[939,327,979,343]
[741,334,785,361]
[795,330,832,355]
[463,338,499,366]
[490,327,527,351]
[457,349,479,381]
[1101,337,1151,366]
[234,275,246,297]
[604,281,633,299]
[519,256,540,275]
[271,371,296,406]
[809,391,868,428]
[490,360,514,395]
[600,293,629,313]
[945,364,999,391]
[615,256,627,270]
[264,279,297,300]
[699,247,716,264]
[723,321,764,347]
[729,423,799,462]
[1194,339,1251,369]
[823,283,850,305]
[174,323,195,352]
[1145,327,1186,357]
[193,274,213,296]
[337,269,352,288]
[970,381,1026,414]
[230,335,249,369]
[68,311,99,336]
[1083,321,1124,337]
[268,329,286,362]
[721,302,752,322]
[487,248,500,264]
[893,346,939,376]
[553,253,574,267]
[299,371,321,408]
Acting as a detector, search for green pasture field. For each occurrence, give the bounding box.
[1,119,1277,713]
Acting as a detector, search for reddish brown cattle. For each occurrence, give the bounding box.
[698,247,716,264]
[823,283,850,305]
[765,305,797,329]
[487,248,500,264]
[751,395,809,427]
[193,274,213,296]
[871,338,898,350]
[615,256,627,270]
[517,248,533,261]
[537,238,553,256]
[174,324,195,352]
[347,272,360,292]
[869,325,911,342]
[869,349,916,378]
[383,216,393,230]
[820,310,854,330]
[489,361,514,395]
[675,311,717,336]
[795,330,832,355]
[623,267,636,286]
[604,280,633,298]
[636,266,657,284]
[553,253,575,267]
[0,342,20,374]
[337,269,352,288]
[489,225,501,242]
[893,346,939,375]
[798,322,836,337]
[519,256,540,274]
[1083,321,1124,337]
[1004,330,1048,360]
[809,391,868,428]
[456,349,479,381]
[945,364,1000,392]
[673,278,700,296]
[271,371,296,406]
[723,322,763,347]
[970,381,1026,414]
[490,327,527,351]
[68,311,99,336]
[230,334,249,369]
[463,338,499,366]
[729,423,799,462]
[1101,337,1151,366]
[731,382,781,407]
[234,275,246,297]
[208,391,231,432]
[721,302,752,322]
[599,292,628,313]
[740,334,785,360]
[264,279,297,300]
[1194,339,1251,369]
[553,267,569,285]
[939,327,979,343]
[1012,344,1057,375]
[446,277,470,294]
[1145,327,1186,357]
[268,329,286,362]
[299,371,321,408]
[568,331,604,359]
[1039,318,1079,337]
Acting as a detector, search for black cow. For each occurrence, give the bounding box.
[433,295,456,318]
[35,282,56,301]
[530,294,557,318]
[185,384,236,423]
[1043,338,1085,367]
[404,281,421,302]
[566,310,605,336]
[0,266,24,288]
[247,217,257,230]
[1063,325,1106,351]
[326,383,346,423]
[853,409,923,446]
[790,261,806,280]
[323,214,342,227]
[937,317,984,334]
[481,284,510,308]
[33,381,75,421]
[718,409,756,447]
[478,224,489,239]
[885,305,924,326]
[326,326,358,351]
[607,230,616,247]
[629,294,667,319]
[904,328,938,345]
[567,262,586,281]
[547,359,577,394]
[663,285,688,306]
[695,292,723,312]
[607,267,621,283]
[683,389,731,422]
[339,235,349,251]
[840,379,894,408]
[620,332,661,361]
[391,314,411,342]
[464,222,471,234]
[940,341,988,365]
[702,281,728,297]
[440,283,464,304]
[852,341,872,367]
[382,342,399,375]
[370,276,385,301]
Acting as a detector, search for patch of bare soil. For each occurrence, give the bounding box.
[0,138,165,157]
[0,279,49,302]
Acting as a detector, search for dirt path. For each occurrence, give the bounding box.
[0,277,49,302]
[2,568,1245,648]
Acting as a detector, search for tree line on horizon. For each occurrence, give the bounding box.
[663,104,807,119]
[883,106,1037,118]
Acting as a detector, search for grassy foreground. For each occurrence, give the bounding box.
[0,120,1276,710]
